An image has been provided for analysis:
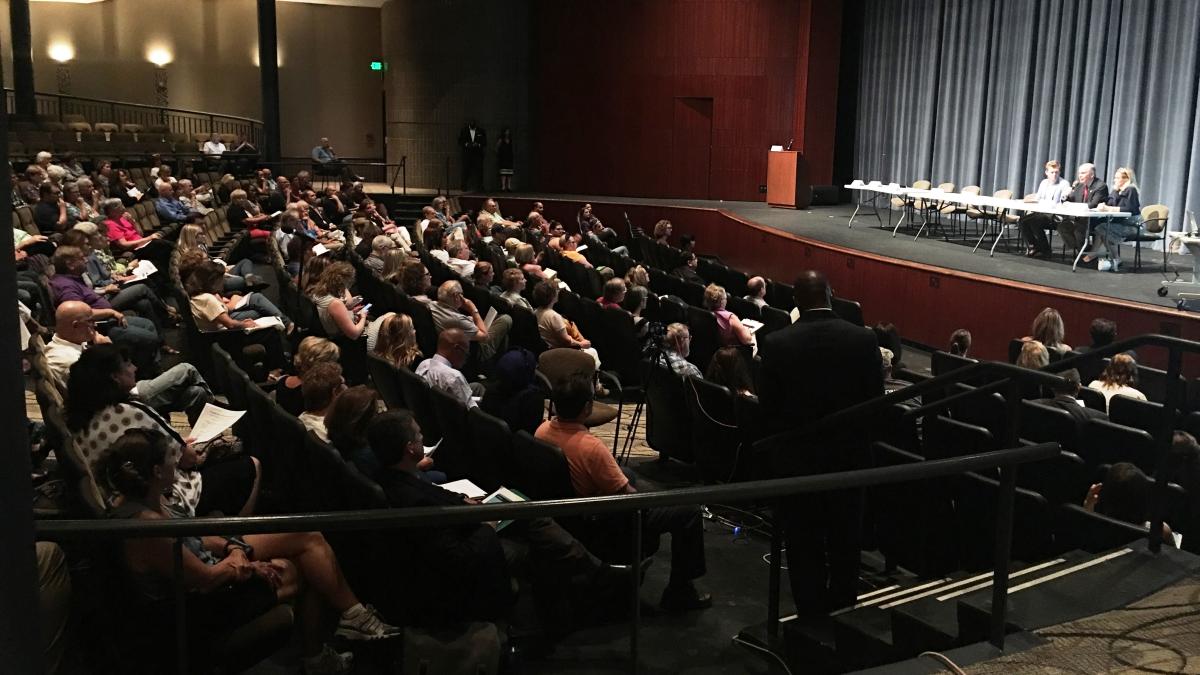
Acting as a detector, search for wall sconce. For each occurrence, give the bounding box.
[146,47,172,105]
[49,42,74,94]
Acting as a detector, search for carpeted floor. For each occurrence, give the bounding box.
[966,578,1200,674]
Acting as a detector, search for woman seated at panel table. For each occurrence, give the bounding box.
[1019,160,1071,258]
[1084,167,1141,272]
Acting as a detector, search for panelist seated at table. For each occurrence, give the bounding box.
[1020,160,1071,258]
[1084,167,1141,272]
[1056,163,1109,253]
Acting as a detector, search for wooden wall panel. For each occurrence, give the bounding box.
[531,0,840,202]
[467,196,1200,374]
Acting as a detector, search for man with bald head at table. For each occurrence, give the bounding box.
[758,270,883,618]
[1057,162,1109,254]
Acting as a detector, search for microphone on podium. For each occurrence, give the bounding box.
[785,138,794,151]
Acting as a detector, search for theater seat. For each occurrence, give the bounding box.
[507,431,574,501]
[869,442,956,576]
[644,359,692,462]
[366,353,406,410]
[1054,503,1146,554]
[955,471,1055,568]
[395,366,441,445]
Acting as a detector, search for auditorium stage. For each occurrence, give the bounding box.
[536,194,1189,311]
[443,192,1200,370]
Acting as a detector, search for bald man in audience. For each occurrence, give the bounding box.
[415,328,483,407]
[759,269,883,618]
[744,276,768,308]
[45,301,212,420]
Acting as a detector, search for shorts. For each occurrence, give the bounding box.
[196,455,257,516]
[187,575,280,645]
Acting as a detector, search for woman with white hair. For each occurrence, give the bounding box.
[74,177,103,220]
[227,188,273,240]
[45,164,70,188]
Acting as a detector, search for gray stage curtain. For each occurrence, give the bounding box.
[854,0,1200,240]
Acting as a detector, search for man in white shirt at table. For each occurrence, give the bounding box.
[1019,160,1071,258]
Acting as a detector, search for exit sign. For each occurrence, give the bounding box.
[370,61,384,71]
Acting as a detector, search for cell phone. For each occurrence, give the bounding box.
[359,303,372,315]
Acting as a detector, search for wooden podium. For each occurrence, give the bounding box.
[766,150,812,209]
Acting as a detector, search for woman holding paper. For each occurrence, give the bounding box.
[66,343,261,518]
[185,261,292,333]
[102,198,162,253]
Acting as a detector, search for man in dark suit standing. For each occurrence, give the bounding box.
[458,121,487,193]
[1057,162,1110,253]
[759,270,883,617]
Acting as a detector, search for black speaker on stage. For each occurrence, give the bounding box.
[810,185,842,206]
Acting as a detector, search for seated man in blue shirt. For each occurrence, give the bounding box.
[311,137,360,181]
[153,182,196,235]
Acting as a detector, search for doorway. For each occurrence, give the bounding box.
[670,97,714,199]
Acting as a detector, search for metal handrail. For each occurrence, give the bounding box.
[388,156,407,196]
[36,443,1058,674]
[3,88,262,124]
[35,444,1057,540]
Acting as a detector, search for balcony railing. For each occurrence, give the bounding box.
[5,89,263,147]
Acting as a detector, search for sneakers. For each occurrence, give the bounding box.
[1097,258,1112,272]
[303,644,353,675]
[660,582,713,612]
[334,603,401,641]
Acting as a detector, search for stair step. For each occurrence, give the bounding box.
[893,553,1084,653]
[849,553,1082,661]
[956,541,1200,643]
[847,631,1048,674]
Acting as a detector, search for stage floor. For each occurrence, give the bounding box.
[514,193,1191,311]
